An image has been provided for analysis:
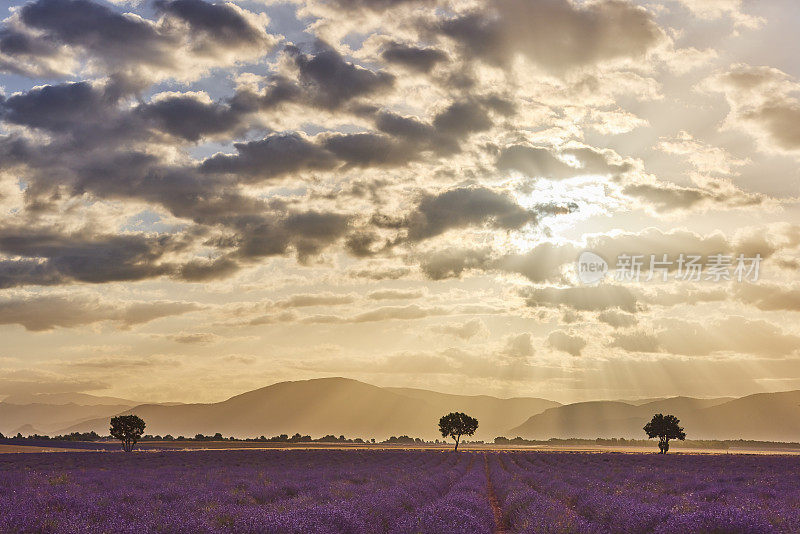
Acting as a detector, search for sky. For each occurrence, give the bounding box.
[0,0,799,404]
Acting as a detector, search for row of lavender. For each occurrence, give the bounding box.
[1,449,799,532]
[0,450,493,533]
[488,452,800,533]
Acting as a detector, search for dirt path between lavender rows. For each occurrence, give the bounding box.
[484,455,510,534]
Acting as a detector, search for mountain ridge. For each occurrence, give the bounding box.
[61,377,559,440]
[509,390,800,441]
[3,377,798,441]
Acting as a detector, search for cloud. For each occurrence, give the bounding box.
[367,289,425,300]
[505,332,535,357]
[708,64,800,154]
[522,285,637,313]
[349,266,411,280]
[310,0,430,12]
[65,355,179,370]
[656,131,750,176]
[323,133,413,168]
[308,344,552,381]
[623,181,763,213]
[434,0,664,72]
[284,41,395,109]
[380,41,447,72]
[0,225,188,288]
[404,187,540,241]
[497,144,631,179]
[351,304,448,322]
[167,332,220,345]
[299,303,496,325]
[610,317,800,357]
[153,0,268,49]
[136,92,246,142]
[274,293,355,308]
[201,134,338,181]
[432,318,488,340]
[584,227,775,272]
[495,242,578,283]
[548,330,586,356]
[419,248,493,280]
[2,0,275,80]
[736,284,800,311]
[0,295,200,331]
[609,330,660,353]
[672,0,763,29]
[598,310,637,329]
[662,317,800,357]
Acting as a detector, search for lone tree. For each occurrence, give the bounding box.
[644,413,686,454]
[439,412,478,451]
[110,415,146,452]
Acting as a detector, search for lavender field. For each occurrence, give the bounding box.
[1,449,799,533]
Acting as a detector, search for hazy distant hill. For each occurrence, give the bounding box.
[509,392,800,441]
[2,392,140,406]
[0,402,134,435]
[65,378,559,440]
[6,378,799,441]
[384,387,558,434]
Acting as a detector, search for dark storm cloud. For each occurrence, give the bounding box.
[381,42,447,72]
[344,231,383,257]
[0,27,61,62]
[285,42,395,109]
[0,81,113,133]
[178,255,241,282]
[201,134,338,180]
[1,0,273,78]
[0,226,187,287]
[136,95,245,142]
[432,100,493,136]
[154,0,267,48]
[434,0,664,72]
[323,133,412,167]
[282,210,352,260]
[225,209,351,263]
[13,0,174,71]
[405,186,539,241]
[374,110,436,141]
[0,85,352,270]
[373,105,501,155]
[0,80,248,145]
[311,0,430,11]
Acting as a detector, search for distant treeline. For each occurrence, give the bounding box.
[494,436,800,449]
[0,431,106,442]
[4,430,797,449]
[0,431,465,445]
